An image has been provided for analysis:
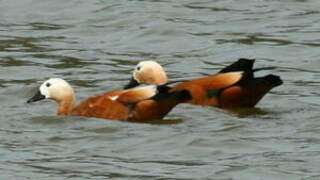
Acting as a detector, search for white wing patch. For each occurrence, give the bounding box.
[109,95,119,101]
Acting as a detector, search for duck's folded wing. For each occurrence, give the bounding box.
[172,72,243,91]
[109,85,158,103]
[201,72,244,89]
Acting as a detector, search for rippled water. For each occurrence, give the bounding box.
[1,0,320,179]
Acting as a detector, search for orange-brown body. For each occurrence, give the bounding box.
[72,90,187,122]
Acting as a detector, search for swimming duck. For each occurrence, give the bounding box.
[124,59,283,108]
[27,78,191,121]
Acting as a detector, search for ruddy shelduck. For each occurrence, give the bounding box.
[27,78,191,122]
[124,59,283,108]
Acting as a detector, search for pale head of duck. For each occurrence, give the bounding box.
[125,61,168,89]
[27,78,75,115]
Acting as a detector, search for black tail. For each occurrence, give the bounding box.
[220,58,283,87]
[220,58,278,74]
[219,58,255,74]
[242,74,283,91]
[256,74,283,88]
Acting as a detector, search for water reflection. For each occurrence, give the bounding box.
[216,34,293,46]
[224,107,269,118]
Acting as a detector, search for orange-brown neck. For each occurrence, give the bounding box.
[57,95,75,115]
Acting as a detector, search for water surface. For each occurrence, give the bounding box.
[1,0,320,179]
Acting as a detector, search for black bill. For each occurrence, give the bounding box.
[27,90,45,103]
[124,76,139,89]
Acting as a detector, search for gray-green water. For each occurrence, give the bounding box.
[1,0,320,179]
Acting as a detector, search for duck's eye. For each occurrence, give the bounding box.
[136,66,141,71]
[46,82,51,87]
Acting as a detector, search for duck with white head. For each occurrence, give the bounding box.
[27,78,191,122]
